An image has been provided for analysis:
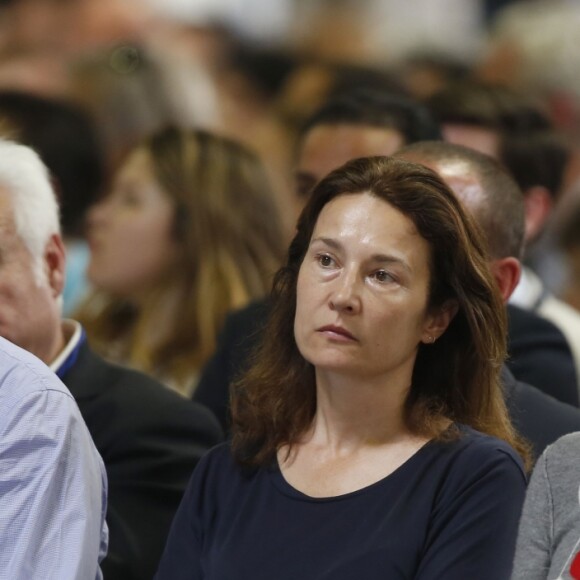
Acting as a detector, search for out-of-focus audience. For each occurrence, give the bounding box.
[77,126,284,395]
[0,137,223,578]
[427,80,580,394]
[396,142,580,457]
[4,0,580,577]
[477,0,580,140]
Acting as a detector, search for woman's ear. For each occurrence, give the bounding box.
[421,300,459,344]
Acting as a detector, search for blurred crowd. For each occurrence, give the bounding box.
[2,0,580,391]
[3,0,580,577]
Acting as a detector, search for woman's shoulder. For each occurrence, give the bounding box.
[196,442,237,474]
[186,442,272,521]
[433,425,526,481]
[194,442,263,486]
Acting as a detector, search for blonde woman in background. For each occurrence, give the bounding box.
[77,126,284,395]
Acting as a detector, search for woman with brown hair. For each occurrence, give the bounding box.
[156,156,528,579]
[77,126,284,395]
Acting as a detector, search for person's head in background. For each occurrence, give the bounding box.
[427,80,570,247]
[292,88,442,218]
[476,0,580,140]
[275,60,407,135]
[395,141,525,304]
[0,138,65,363]
[0,0,152,56]
[0,90,106,239]
[252,62,409,236]
[0,90,106,314]
[78,126,285,395]
[395,52,471,101]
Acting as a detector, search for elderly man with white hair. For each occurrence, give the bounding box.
[0,138,222,580]
[0,143,108,577]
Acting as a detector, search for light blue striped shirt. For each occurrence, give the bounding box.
[0,336,108,579]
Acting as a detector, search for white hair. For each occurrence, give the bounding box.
[0,139,61,281]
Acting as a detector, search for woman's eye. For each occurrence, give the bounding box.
[317,254,335,268]
[373,270,394,283]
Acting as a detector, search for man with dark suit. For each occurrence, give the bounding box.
[0,138,222,578]
[396,140,580,456]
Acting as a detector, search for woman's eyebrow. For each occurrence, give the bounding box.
[310,237,342,250]
[370,254,411,272]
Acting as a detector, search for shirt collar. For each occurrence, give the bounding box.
[509,266,545,310]
[50,319,84,376]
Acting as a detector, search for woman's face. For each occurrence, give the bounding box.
[294,192,449,384]
[86,148,179,298]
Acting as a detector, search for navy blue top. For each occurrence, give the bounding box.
[156,427,526,580]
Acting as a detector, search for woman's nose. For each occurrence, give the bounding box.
[329,271,362,314]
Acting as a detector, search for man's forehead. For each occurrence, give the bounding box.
[297,124,405,177]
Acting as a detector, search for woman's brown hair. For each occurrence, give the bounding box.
[78,126,284,394]
[232,155,529,468]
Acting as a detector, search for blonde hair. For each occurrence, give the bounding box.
[77,126,284,394]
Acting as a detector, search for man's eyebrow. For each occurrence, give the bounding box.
[311,237,411,271]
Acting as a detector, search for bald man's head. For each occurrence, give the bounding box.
[396,141,525,260]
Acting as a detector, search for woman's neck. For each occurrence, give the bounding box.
[305,369,414,454]
[278,369,432,498]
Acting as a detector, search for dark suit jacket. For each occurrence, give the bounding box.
[195,300,268,433]
[63,340,223,580]
[502,367,580,460]
[507,303,579,406]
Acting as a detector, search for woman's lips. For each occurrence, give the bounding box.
[317,325,357,341]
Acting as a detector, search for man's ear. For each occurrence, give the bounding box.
[422,300,459,344]
[43,233,66,297]
[490,257,521,302]
[523,186,553,244]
